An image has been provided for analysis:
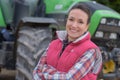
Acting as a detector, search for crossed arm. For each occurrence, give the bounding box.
[33,49,97,80]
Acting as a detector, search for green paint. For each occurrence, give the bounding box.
[0,7,6,27]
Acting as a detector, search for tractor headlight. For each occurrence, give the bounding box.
[118,21,120,26]
[101,18,106,24]
[95,31,104,38]
[109,33,117,39]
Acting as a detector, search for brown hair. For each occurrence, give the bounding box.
[69,3,91,24]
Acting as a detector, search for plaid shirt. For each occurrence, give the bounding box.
[33,48,102,80]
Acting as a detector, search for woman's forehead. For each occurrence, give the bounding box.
[68,9,88,18]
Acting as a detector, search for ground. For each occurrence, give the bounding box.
[0,68,120,80]
[0,68,16,80]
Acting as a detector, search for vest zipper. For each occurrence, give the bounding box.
[59,40,70,57]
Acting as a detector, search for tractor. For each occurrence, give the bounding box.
[0,0,120,80]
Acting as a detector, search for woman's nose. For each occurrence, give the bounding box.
[72,22,78,27]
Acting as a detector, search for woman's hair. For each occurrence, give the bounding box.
[69,3,91,24]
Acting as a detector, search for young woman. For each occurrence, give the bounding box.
[33,3,102,80]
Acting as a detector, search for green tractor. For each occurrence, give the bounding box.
[0,0,120,80]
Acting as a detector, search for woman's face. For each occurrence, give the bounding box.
[66,9,89,41]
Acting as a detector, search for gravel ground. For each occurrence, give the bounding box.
[0,68,16,80]
[0,68,120,80]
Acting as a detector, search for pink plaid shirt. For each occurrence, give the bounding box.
[33,48,102,80]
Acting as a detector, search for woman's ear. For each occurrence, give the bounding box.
[86,23,90,31]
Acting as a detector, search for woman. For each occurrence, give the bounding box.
[33,3,102,80]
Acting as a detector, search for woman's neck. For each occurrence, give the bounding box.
[68,31,87,42]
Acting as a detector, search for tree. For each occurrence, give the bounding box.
[95,0,120,13]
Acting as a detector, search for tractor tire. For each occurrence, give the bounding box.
[16,26,52,80]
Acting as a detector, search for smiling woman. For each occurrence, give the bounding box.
[33,3,102,80]
[66,5,90,42]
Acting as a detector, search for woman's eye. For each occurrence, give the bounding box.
[68,18,73,21]
[78,21,83,24]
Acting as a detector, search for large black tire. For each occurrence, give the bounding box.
[16,26,52,80]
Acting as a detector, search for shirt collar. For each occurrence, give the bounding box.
[56,30,90,43]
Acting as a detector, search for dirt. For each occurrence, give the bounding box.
[0,68,16,80]
[0,68,120,80]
